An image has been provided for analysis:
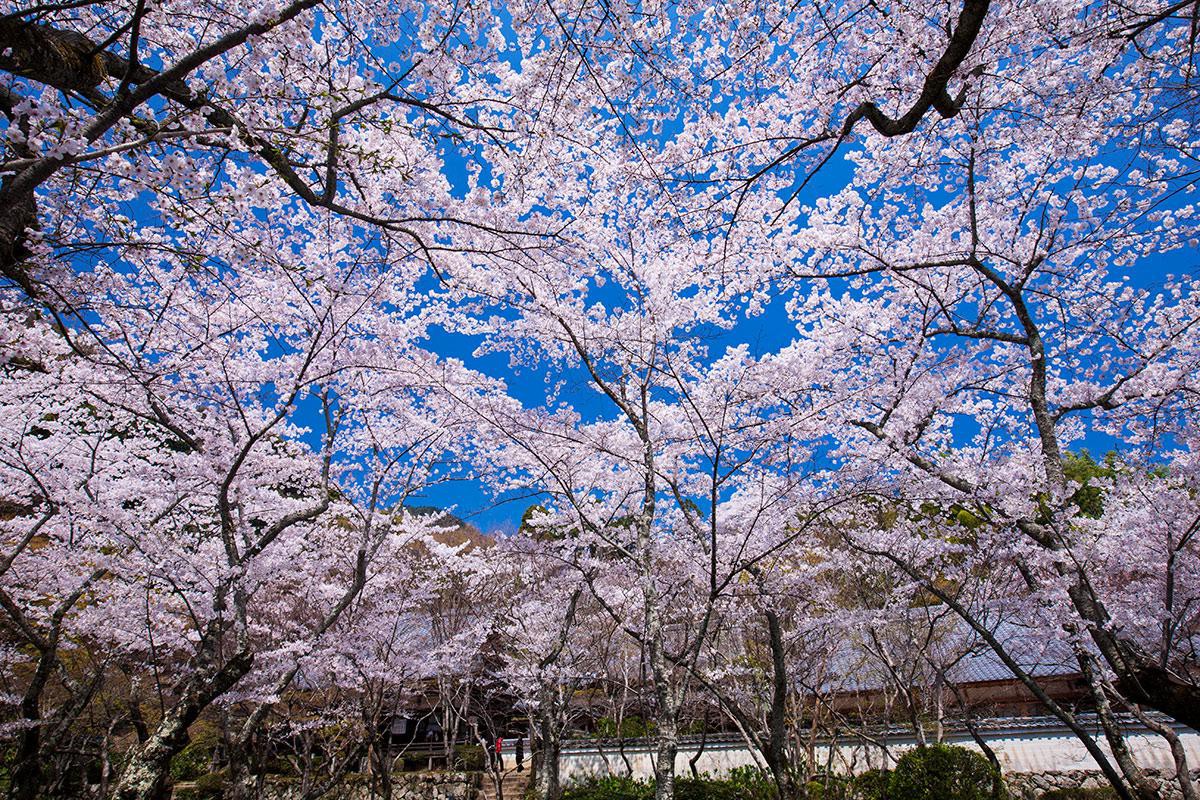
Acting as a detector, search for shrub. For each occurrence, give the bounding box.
[562,775,655,800]
[401,753,429,772]
[854,768,892,800]
[724,766,776,800]
[454,743,486,771]
[805,775,853,800]
[888,744,998,800]
[0,744,14,796]
[805,779,832,799]
[678,774,771,800]
[562,772,777,800]
[565,768,866,800]
[675,779,736,800]
[174,769,227,800]
[1039,789,1119,800]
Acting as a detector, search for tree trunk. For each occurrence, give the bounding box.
[532,694,565,800]
[370,730,394,800]
[227,755,253,800]
[947,680,1003,800]
[8,654,52,800]
[688,725,706,780]
[1079,652,1161,800]
[1111,661,1200,733]
[764,609,799,800]
[4,583,103,800]
[226,733,264,800]
[653,725,678,800]
[113,649,253,800]
[645,603,681,800]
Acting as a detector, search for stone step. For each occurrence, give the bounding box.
[484,768,530,800]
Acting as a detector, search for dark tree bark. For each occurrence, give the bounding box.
[113,644,254,800]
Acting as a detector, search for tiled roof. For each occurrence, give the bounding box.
[815,610,1079,695]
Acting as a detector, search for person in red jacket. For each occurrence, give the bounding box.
[495,736,504,770]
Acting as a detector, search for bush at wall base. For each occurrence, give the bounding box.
[561,768,775,800]
[560,746,999,800]
[887,744,1000,800]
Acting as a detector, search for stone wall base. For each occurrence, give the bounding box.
[1006,768,1200,799]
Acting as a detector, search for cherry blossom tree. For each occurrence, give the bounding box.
[0,1,604,797]
[434,188,865,799]
[4,2,1200,800]
[0,206,491,798]
[470,5,1200,798]
[492,530,607,800]
[769,70,1200,713]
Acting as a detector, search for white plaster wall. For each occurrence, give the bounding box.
[556,720,1200,782]
[559,741,761,782]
